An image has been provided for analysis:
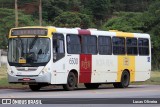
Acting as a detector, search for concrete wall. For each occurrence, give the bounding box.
[1,55,7,64]
[0,49,7,66]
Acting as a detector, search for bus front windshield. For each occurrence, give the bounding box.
[8,38,51,66]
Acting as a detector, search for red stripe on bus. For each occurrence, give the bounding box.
[79,54,92,83]
[78,29,90,35]
[78,29,92,83]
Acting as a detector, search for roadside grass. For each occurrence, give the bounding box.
[131,71,160,85]
[0,64,28,89]
[0,64,160,89]
[0,64,7,79]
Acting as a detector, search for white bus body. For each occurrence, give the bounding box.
[7,26,151,91]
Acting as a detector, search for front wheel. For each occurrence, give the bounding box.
[113,70,130,88]
[29,84,41,91]
[63,72,77,91]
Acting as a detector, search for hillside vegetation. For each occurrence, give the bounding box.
[0,0,160,69]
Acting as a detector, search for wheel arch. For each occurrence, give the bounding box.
[122,69,130,82]
[123,69,130,76]
[69,69,78,78]
[68,69,78,83]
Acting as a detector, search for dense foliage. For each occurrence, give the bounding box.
[53,12,92,28]
[0,8,38,49]
[0,0,160,69]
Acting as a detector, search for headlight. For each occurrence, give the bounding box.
[40,66,50,75]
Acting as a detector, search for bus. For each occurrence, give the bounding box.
[7,26,151,91]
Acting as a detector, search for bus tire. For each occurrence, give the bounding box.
[63,72,77,91]
[113,70,130,88]
[29,85,41,91]
[84,83,100,89]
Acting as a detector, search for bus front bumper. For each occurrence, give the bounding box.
[8,72,51,84]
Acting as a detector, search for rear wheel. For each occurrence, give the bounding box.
[113,70,130,88]
[63,72,77,91]
[84,83,100,89]
[29,84,41,91]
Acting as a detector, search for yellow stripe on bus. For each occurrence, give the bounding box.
[48,27,56,38]
[116,32,135,82]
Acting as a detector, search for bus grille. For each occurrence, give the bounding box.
[16,67,38,71]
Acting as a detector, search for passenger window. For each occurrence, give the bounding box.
[67,34,81,54]
[53,33,65,62]
[138,38,149,55]
[126,38,137,55]
[81,35,97,54]
[98,36,112,55]
[112,37,125,55]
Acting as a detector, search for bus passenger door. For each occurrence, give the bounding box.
[51,33,67,84]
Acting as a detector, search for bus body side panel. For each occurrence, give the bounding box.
[51,57,68,84]
[79,54,92,83]
[90,31,117,83]
[51,29,80,84]
[91,55,117,83]
[135,56,151,81]
[51,55,80,84]
[115,32,136,82]
[135,34,151,81]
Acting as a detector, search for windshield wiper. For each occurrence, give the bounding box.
[29,35,38,49]
[16,36,24,56]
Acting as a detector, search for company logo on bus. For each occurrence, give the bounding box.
[79,54,92,83]
[81,57,91,69]
[123,57,130,66]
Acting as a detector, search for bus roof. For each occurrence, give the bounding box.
[9,26,150,38]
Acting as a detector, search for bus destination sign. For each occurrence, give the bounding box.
[11,28,48,36]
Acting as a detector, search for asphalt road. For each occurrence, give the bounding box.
[0,85,160,107]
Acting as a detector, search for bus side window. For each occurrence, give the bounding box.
[81,35,97,54]
[98,36,112,55]
[126,38,138,55]
[66,34,81,54]
[112,37,125,55]
[53,33,65,62]
[138,38,149,55]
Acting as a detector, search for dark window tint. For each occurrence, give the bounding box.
[98,36,112,55]
[81,35,97,54]
[138,38,149,55]
[67,34,81,54]
[126,38,137,55]
[112,37,125,55]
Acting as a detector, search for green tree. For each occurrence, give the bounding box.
[142,0,160,70]
[81,0,111,20]
[103,0,160,69]
[68,0,81,12]
[53,12,92,28]
[80,0,112,27]
[42,0,69,22]
[103,12,143,32]
[0,8,38,49]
